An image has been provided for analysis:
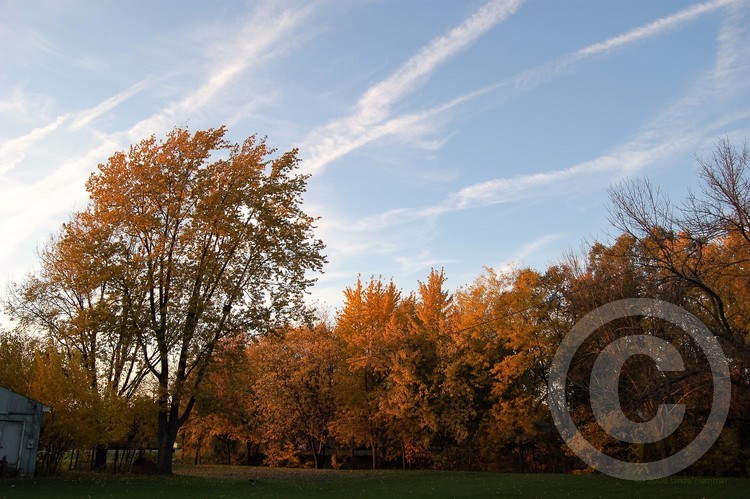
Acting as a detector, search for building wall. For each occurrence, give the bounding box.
[0,387,47,477]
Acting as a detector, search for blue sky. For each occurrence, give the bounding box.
[1,0,749,318]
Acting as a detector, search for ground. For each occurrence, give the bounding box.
[0,465,748,498]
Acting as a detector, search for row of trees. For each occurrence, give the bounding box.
[183,268,560,471]
[2,128,749,475]
[176,139,750,474]
[183,251,746,473]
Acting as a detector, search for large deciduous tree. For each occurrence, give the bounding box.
[10,126,325,474]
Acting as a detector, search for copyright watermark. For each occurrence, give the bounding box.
[547,299,731,481]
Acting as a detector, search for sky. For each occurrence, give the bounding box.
[1,0,750,319]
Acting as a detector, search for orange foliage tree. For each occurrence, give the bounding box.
[9,126,325,474]
[250,323,340,468]
[333,276,403,469]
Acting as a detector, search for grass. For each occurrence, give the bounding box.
[1,465,749,498]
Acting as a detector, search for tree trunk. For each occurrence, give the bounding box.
[309,436,319,469]
[94,446,108,471]
[155,371,193,474]
[156,406,180,474]
[156,430,176,474]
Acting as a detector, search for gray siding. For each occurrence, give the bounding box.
[0,387,48,477]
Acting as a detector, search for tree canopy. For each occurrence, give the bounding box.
[8,126,326,474]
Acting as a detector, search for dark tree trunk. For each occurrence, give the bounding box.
[309,436,319,469]
[155,370,195,475]
[156,405,180,474]
[94,446,108,471]
[156,432,176,474]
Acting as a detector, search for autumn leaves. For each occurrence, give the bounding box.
[3,128,750,475]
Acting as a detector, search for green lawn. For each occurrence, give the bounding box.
[1,466,748,498]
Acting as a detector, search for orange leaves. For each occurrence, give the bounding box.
[337,276,402,373]
[8,125,326,473]
[233,324,340,468]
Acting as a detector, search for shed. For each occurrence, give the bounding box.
[0,387,49,477]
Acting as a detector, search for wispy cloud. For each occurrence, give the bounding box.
[301,0,525,174]
[641,0,750,138]
[128,3,317,140]
[395,250,456,276]
[449,138,692,212]
[495,233,566,273]
[69,79,150,130]
[450,0,738,124]
[337,138,688,236]
[0,2,321,290]
[490,0,733,98]
[327,0,747,242]
[714,0,750,85]
[0,79,151,176]
[576,0,733,59]
[0,86,54,124]
[301,0,732,177]
[0,115,67,175]
[345,114,749,240]
[0,137,120,265]
[355,0,524,125]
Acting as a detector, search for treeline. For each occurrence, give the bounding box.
[183,235,748,473]
[2,138,750,475]
[150,139,750,474]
